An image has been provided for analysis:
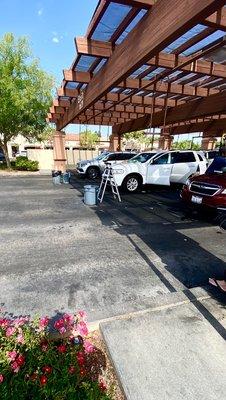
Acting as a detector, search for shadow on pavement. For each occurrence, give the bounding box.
[69,173,226,339]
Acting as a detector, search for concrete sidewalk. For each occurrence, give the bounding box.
[101,293,226,400]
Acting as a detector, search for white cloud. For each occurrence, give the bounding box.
[52,37,59,44]
[38,8,43,16]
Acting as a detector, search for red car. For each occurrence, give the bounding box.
[181,157,226,212]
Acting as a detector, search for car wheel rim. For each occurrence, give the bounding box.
[89,169,97,178]
[127,178,138,191]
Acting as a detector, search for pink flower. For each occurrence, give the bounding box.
[39,317,49,329]
[68,365,76,374]
[40,340,48,352]
[14,317,29,327]
[11,361,20,373]
[54,318,64,331]
[83,340,94,354]
[63,313,74,325]
[0,318,10,329]
[76,351,85,366]
[6,327,16,337]
[17,354,25,366]
[0,374,4,383]
[99,378,107,392]
[7,351,18,361]
[57,344,67,353]
[77,321,88,337]
[17,333,25,344]
[59,326,67,335]
[78,311,87,320]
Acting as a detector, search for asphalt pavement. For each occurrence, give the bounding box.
[0,174,225,321]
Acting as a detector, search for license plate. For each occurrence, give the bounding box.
[191,195,202,204]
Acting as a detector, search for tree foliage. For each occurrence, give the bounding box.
[123,130,156,150]
[79,130,100,149]
[0,33,54,167]
[172,140,201,151]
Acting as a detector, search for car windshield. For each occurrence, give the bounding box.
[206,156,226,174]
[95,152,110,161]
[129,152,156,163]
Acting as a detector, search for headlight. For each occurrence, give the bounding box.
[112,169,124,174]
[185,178,191,186]
[222,189,226,194]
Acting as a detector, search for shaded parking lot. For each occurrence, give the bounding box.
[0,174,225,321]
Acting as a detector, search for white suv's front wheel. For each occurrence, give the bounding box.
[86,167,100,179]
[123,175,141,193]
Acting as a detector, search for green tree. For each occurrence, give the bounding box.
[172,140,201,151]
[0,33,54,168]
[123,130,155,149]
[79,130,99,149]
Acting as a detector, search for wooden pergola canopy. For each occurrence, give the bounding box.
[48,0,226,136]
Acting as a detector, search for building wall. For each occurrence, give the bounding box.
[27,149,54,173]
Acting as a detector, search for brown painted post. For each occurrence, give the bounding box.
[158,129,172,150]
[201,136,217,150]
[53,131,66,172]
[109,133,120,151]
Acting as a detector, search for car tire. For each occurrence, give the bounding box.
[86,167,100,180]
[123,175,142,193]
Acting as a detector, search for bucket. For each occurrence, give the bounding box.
[84,185,98,206]
[62,172,71,184]
[52,170,62,185]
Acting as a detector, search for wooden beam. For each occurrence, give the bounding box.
[204,7,226,31]
[72,38,226,79]
[112,90,226,134]
[172,27,215,55]
[57,87,79,98]
[147,52,226,79]
[171,118,226,134]
[63,73,219,97]
[63,70,91,83]
[53,99,71,108]
[117,78,218,96]
[58,0,225,130]
[111,0,155,8]
[75,37,112,58]
[110,8,140,44]
[105,91,181,107]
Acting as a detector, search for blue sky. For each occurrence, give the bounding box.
[0,0,97,84]
[0,0,109,134]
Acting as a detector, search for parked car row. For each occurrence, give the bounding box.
[76,150,226,212]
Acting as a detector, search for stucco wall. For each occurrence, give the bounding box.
[27,149,54,173]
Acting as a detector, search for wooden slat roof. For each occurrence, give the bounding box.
[48,0,226,135]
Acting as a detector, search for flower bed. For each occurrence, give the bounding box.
[0,311,112,399]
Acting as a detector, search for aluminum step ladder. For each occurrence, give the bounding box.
[97,164,121,203]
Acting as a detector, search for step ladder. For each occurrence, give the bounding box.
[97,164,122,204]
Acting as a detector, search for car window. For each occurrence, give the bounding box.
[121,153,136,160]
[152,153,169,165]
[171,152,196,163]
[129,152,156,163]
[106,154,116,161]
[114,153,126,160]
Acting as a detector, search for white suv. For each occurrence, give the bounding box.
[111,150,207,192]
[76,151,136,179]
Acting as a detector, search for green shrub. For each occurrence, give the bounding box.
[15,156,39,171]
